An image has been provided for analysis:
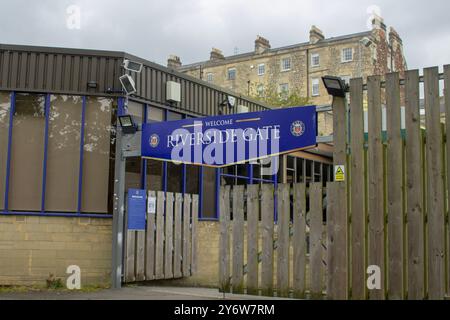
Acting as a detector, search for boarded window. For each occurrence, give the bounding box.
[81,97,113,213]
[8,93,46,211]
[0,92,10,210]
[45,95,82,212]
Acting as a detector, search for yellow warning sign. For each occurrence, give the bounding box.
[334,165,345,182]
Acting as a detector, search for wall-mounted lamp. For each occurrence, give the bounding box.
[322,76,348,98]
[118,115,138,134]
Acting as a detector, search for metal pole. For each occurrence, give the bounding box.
[111,99,126,289]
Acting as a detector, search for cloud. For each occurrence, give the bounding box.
[0,0,449,70]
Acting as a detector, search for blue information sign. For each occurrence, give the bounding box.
[127,189,146,230]
[141,105,317,167]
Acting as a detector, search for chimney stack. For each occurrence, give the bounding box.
[255,35,271,54]
[372,14,386,31]
[309,25,324,44]
[167,55,182,69]
[210,48,225,61]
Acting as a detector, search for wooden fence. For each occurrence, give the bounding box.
[124,191,198,282]
[219,66,450,300]
[219,183,327,298]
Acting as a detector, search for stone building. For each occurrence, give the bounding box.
[170,16,407,135]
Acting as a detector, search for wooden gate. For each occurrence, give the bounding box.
[124,191,198,283]
[219,66,450,300]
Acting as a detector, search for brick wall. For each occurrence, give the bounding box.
[0,215,112,287]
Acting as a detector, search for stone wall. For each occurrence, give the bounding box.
[0,215,112,287]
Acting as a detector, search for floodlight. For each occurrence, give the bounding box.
[119,74,137,95]
[227,95,236,109]
[118,115,138,134]
[322,76,348,98]
[123,59,143,73]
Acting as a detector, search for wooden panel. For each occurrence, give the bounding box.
[191,194,199,275]
[182,194,192,277]
[173,193,183,278]
[232,185,245,294]
[310,183,323,299]
[135,231,145,281]
[424,67,445,299]
[349,77,366,299]
[367,75,385,300]
[164,192,174,279]
[277,184,290,297]
[445,64,450,297]
[328,94,349,300]
[246,184,259,295]
[125,231,136,282]
[405,69,424,299]
[219,186,231,292]
[261,184,275,296]
[326,182,348,299]
[145,191,156,280]
[155,191,165,279]
[293,183,307,298]
[386,72,404,299]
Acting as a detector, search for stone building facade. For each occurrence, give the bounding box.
[170,16,407,135]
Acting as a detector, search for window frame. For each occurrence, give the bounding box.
[257,63,265,76]
[312,78,320,97]
[311,53,320,67]
[227,68,237,80]
[281,57,291,72]
[341,47,354,63]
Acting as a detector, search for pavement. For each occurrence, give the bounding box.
[0,285,291,300]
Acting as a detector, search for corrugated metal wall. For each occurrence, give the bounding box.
[0,44,270,116]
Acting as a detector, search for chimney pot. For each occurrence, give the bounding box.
[167,55,182,69]
[255,35,271,54]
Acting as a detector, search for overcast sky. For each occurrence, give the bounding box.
[0,0,448,70]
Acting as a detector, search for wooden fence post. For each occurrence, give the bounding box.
[293,183,307,298]
[219,186,231,293]
[164,192,174,279]
[261,184,275,296]
[367,75,385,300]
[424,67,445,300]
[349,77,366,299]
[277,183,290,298]
[445,64,450,297]
[327,95,348,300]
[405,69,425,299]
[155,191,165,279]
[232,185,245,294]
[145,191,156,280]
[310,183,324,299]
[246,184,260,295]
[386,72,404,299]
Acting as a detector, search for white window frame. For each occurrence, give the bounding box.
[312,78,320,97]
[281,58,291,71]
[311,53,320,67]
[206,73,214,82]
[340,75,351,86]
[257,63,265,76]
[228,68,237,80]
[341,48,353,63]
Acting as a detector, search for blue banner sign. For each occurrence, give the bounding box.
[127,189,146,231]
[141,105,317,167]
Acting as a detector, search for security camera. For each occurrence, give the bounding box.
[119,74,137,95]
[123,59,143,73]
